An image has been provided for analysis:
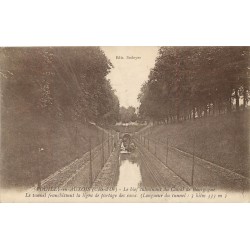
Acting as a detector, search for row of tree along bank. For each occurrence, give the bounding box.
[138,47,250,123]
[1,47,120,125]
[0,47,120,187]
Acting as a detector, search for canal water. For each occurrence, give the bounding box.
[116,152,142,188]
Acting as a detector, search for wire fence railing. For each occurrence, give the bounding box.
[36,129,120,190]
[135,130,250,189]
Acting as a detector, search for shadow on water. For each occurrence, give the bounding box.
[117,152,142,188]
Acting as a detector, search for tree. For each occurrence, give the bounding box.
[138,46,250,123]
[0,47,119,125]
[119,106,137,123]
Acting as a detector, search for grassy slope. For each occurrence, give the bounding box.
[1,107,102,189]
[148,110,250,177]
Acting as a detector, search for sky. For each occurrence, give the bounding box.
[102,47,159,108]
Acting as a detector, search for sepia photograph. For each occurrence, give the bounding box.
[1,2,250,250]
[0,46,249,202]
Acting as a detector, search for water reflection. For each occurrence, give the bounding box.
[117,154,142,188]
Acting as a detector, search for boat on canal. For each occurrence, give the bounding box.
[120,133,136,154]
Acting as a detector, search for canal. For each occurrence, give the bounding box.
[116,152,142,188]
[116,146,159,189]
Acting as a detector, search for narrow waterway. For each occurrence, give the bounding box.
[116,153,142,188]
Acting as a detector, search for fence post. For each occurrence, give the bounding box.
[147,132,150,150]
[108,132,110,155]
[89,137,93,187]
[110,132,112,152]
[111,134,113,152]
[110,133,112,152]
[37,165,41,190]
[37,147,44,190]
[111,132,112,152]
[191,136,195,186]
[110,132,111,153]
[102,131,104,168]
[166,137,168,167]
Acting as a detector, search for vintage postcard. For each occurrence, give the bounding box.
[0,46,249,202]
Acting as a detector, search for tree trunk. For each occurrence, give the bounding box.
[204,105,208,117]
[198,107,202,118]
[235,88,240,111]
[227,97,232,113]
[243,87,248,109]
[192,107,196,120]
